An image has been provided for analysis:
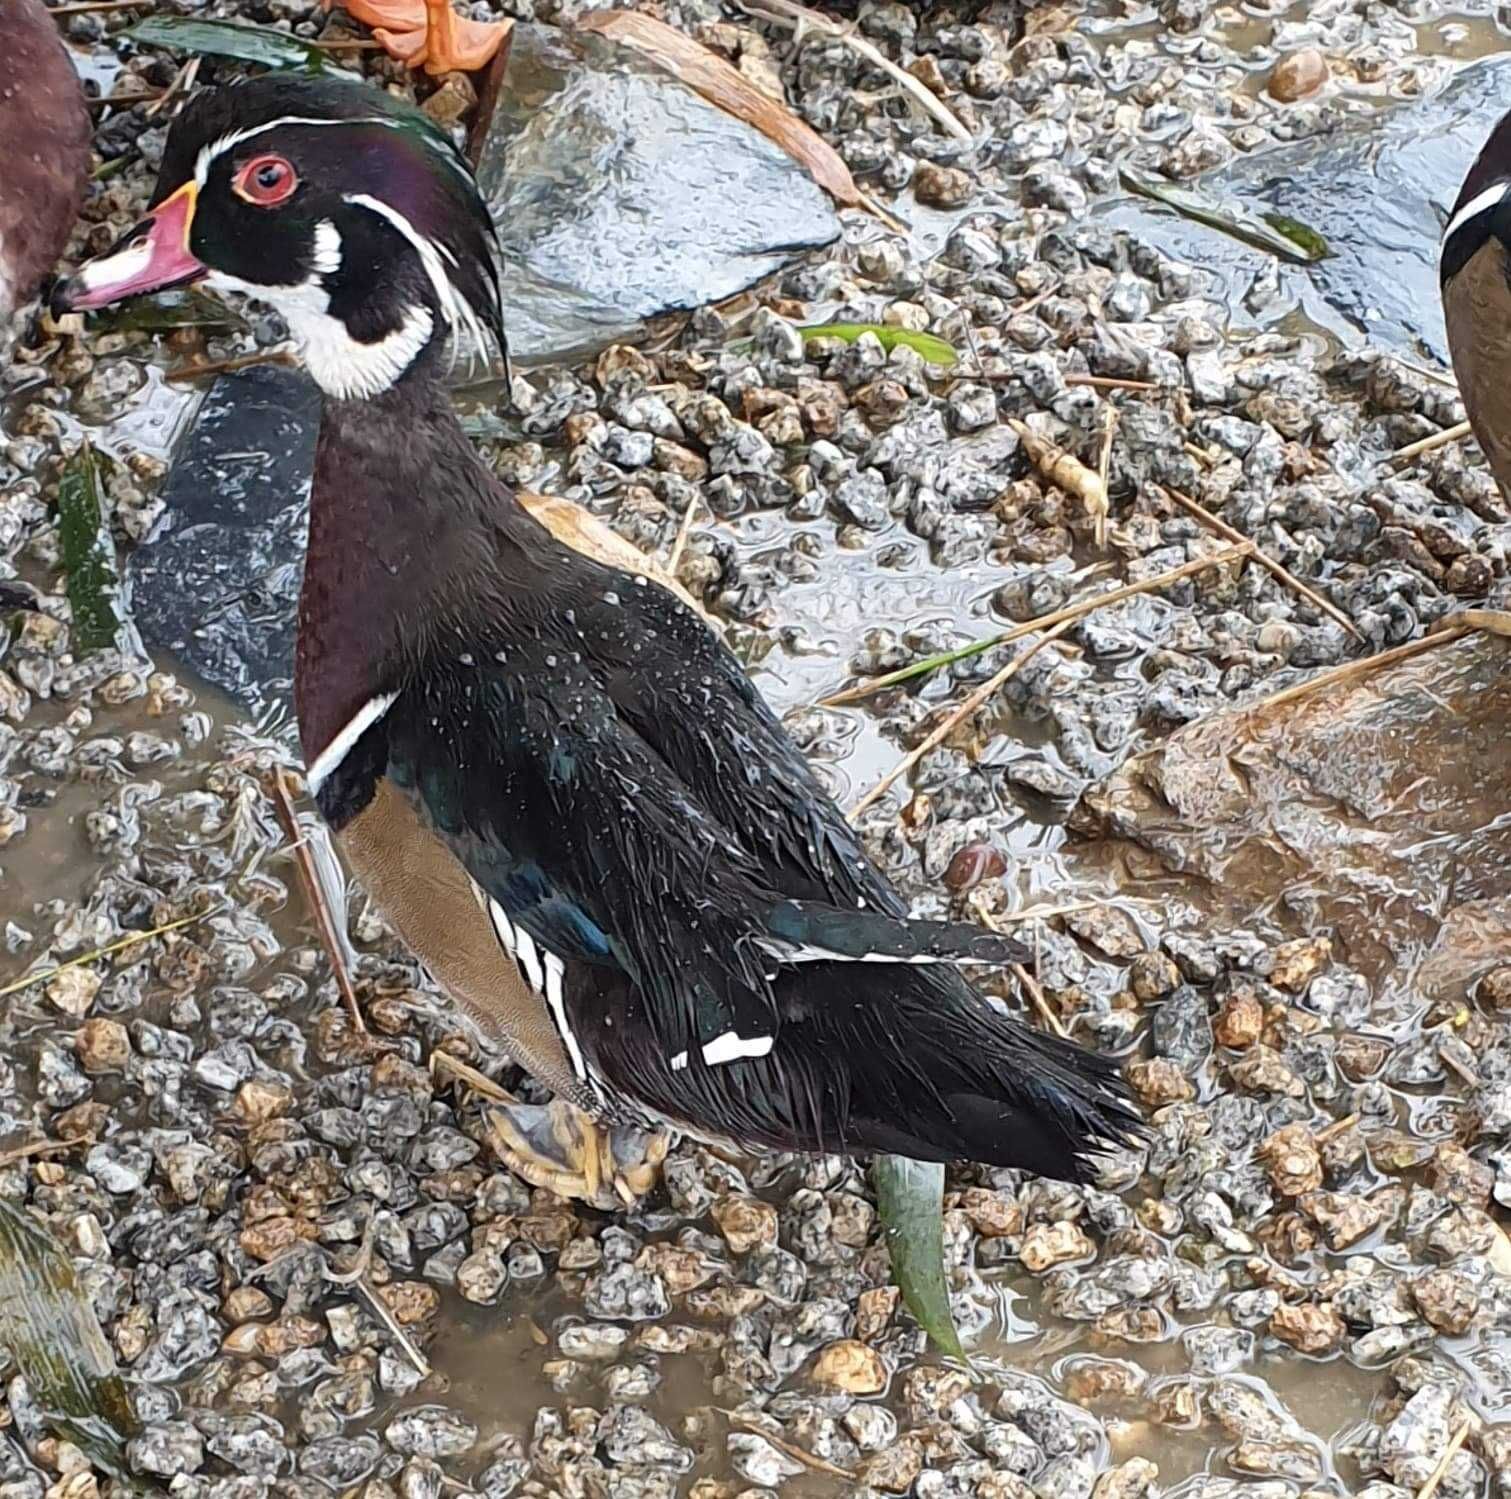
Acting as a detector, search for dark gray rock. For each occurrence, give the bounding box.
[1100,57,1511,361]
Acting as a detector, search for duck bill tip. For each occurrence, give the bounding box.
[52,182,205,315]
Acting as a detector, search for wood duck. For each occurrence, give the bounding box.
[1442,112,1511,498]
[0,0,90,332]
[55,74,1141,1204]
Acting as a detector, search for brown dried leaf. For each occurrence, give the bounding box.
[577,11,863,207]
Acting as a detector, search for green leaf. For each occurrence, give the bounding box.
[799,322,959,367]
[0,1198,139,1476]
[1118,165,1331,264]
[872,1153,966,1359]
[88,290,245,335]
[126,17,327,72]
[56,443,120,655]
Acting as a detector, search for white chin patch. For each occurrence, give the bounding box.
[202,264,436,402]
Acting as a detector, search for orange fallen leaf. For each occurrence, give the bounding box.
[325,0,511,75]
[576,10,863,209]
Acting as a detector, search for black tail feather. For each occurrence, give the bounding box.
[589,963,1146,1184]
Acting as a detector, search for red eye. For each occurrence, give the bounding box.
[233,153,298,206]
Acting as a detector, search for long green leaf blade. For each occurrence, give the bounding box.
[126,17,327,71]
[0,1199,139,1475]
[1119,165,1330,264]
[56,443,120,655]
[872,1153,965,1359]
[799,322,959,367]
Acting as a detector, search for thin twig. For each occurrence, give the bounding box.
[1390,419,1472,465]
[0,905,222,999]
[966,895,1069,1037]
[431,1050,514,1104]
[309,36,386,50]
[992,900,1099,925]
[1095,406,1118,550]
[87,90,165,109]
[1236,620,1477,719]
[848,620,1073,818]
[166,349,295,384]
[323,1216,379,1286]
[722,1411,857,1482]
[146,53,199,120]
[1416,1419,1471,1499]
[1064,373,1160,392]
[1314,1112,1359,1145]
[666,489,702,576]
[1160,485,1363,641]
[735,0,973,143]
[0,1137,76,1168]
[355,1278,432,1378]
[268,769,366,1034]
[821,543,1254,707]
[50,0,146,12]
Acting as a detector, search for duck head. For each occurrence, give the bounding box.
[53,73,505,400]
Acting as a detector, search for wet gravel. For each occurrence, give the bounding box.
[4,0,1511,1496]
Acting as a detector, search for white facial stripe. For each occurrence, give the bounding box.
[701,1031,775,1067]
[195,113,472,191]
[343,192,487,357]
[306,691,398,796]
[1443,181,1510,256]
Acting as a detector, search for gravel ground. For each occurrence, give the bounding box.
[3,2,1511,1498]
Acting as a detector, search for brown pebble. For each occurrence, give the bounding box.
[74,1018,129,1075]
[1126,1057,1193,1108]
[1267,47,1329,102]
[1258,1123,1323,1197]
[1478,967,1511,1009]
[1129,952,1180,1003]
[234,1079,292,1125]
[855,1284,899,1341]
[1213,991,1264,1049]
[1268,1300,1345,1354]
[1267,935,1332,992]
[957,1187,1020,1238]
[378,1281,439,1326]
[913,162,973,209]
[810,1339,887,1394]
[1412,1266,1480,1334]
[224,1286,273,1321]
[943,841,1007,892]
[1020,1220,1092,1272]
[710,1194,777,1255]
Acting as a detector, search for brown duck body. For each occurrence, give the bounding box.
[0,0,90,323]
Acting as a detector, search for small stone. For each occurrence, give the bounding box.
[1020,1220,1092,1271]
[861,1439,924,1494]
[1429,1142,1493,1207]
[1259,1124,1323,1197]
[943,841,1007,892]
[810,1340,887,1394]
[224,1287,273,1321]
[1129,952,1180,1003]
[420,72,476,128]
[711,1195,777,1254]
[1478,967,1511,1010]
[1267,935,1331,992]
[855,1284,899,1341]
[1126,1057,1194,1107]
[1412,1267,1479,1334]
[913,163,973,209]
[957,1188,1020,1238]
[1268,48,1329,103]
[47,967,100,1018]
[379,1281,440,1326]
[75,1018,129,1074]
[234,1079,292,1124]
[728,1433,803,1487]
[1268,1301,1344,1354]
[1213,991,1264,1049]
[1299,1191,1381,1249]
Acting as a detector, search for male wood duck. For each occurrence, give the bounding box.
[1,0,90,333]
[1442,112,1511,498]
[55,74,1141,1204]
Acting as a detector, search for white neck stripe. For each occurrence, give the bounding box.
[1442,181,1510,259]
[306,691,399,796]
